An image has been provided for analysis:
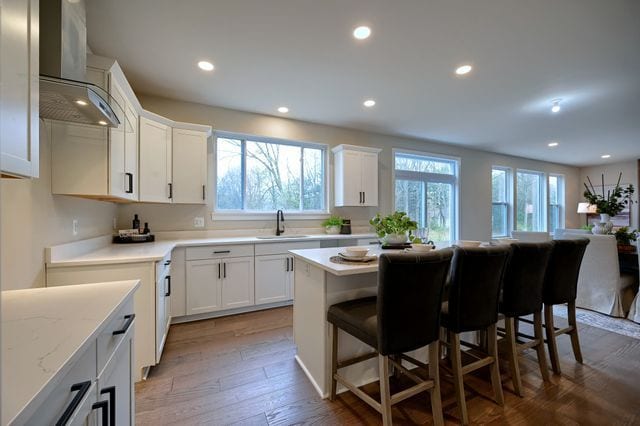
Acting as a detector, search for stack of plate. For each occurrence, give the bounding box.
[338,247,377,262]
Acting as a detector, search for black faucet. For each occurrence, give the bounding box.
[276,210,285,236]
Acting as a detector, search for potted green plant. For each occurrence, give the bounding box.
[614,227,638,253]
[583,172,634,234]
[322,216,344,234]
[369,211,417,245]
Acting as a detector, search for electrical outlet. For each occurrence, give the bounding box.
[72,219,79,236]
[193,217,205,228]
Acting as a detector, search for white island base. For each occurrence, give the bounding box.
[291,247,430,398]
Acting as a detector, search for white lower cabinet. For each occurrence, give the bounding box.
[255,254,293,305]
[156,257,172,361]
[186,256,255,315]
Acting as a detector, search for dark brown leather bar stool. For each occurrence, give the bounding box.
[440,245,511,425]
[542,238,590,374]
[498,241,554,396]
[327,250,454,426]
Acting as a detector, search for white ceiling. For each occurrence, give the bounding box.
[86,0,640,166]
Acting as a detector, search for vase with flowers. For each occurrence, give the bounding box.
[583,172,634,234]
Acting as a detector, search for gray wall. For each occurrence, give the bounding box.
[118,95,582,239]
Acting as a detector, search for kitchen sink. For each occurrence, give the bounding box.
[256,235,310,240]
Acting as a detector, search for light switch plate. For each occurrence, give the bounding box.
[72,219,79,236]
[193,217,205,228]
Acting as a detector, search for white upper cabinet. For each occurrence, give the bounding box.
[0,0,39,178]
[139,117,172,203]
[172,128,208,204]
[332,144,381,207]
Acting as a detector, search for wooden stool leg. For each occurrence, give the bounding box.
[428,341,444,426]
[505,317,523,396]
[532,311,550,381]
[487,323,505,406]
[449,331,469,425]
[544,304,561,375]
[330,323,338,400]
[567,301,583,363]
[379,355,393,426]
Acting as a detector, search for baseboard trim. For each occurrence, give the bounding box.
[295,354,327,399]
[171,300,293,324]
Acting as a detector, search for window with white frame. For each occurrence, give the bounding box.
[491,167,511,238]
[215,133,327,213]
[393,150,459,242]
[548,174,564,232]
[516,170,545,231]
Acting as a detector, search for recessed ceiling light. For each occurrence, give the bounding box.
[551,99,561,113]
[601,154,611,159]
[277,106,289,113]
[98,120,108,126]
[548,142,559,147]
[455,64,473,75]
[197,61,214,71]
[353,26,371,40]
[363,99,376,108]
[75,99,88,106]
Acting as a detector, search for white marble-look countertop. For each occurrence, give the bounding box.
[46,233,377,268]
[1,280,140,425]
[290,246,392,276]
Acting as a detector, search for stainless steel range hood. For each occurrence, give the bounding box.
[39,0,121,127]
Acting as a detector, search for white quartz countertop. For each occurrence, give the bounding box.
[290,246,393,276]
[1,280,140,425]
[47,233,377,268]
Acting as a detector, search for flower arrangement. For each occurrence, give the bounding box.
[583,172,635,217]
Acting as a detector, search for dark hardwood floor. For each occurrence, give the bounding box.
[136,307,640,425]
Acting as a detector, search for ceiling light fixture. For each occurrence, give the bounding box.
[197,61,215,71]
[548,142,559,147]
[353,26,371,40]
[455,64,473,75]
[601,154,611,159]
[98,120,108,126]
[277,106,289,113]
[75,99,88,106]
[363,99,376,108]
[551,99,561,113]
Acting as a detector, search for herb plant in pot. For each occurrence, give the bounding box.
[322,216,344,235]
[369,211,417,245]
[583,172,635,234]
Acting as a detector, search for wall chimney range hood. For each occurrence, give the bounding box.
[39,0,121,127]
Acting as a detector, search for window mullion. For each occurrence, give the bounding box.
[299,148,304,211]
[241,140,247,210]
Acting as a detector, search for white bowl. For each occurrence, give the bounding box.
[345,247,369,257]
[456,240,482,248]
[411,243,433,252]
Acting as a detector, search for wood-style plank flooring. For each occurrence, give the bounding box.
[136,307,640,425]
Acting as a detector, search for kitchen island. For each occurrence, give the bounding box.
[291,245,422,398]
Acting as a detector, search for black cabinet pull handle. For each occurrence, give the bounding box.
[164,260,171,266]
[218,263,221,279]
[202,184,206,200]
[363,192,365,204]
[168,183,173,199]
[91,400,109,426]
[100,386,116,426]
[165,275,171,297]
[285,258,289,272]
[125,173,133,193]
[56,380,92,426]
[113,314,135,335]
[213,250,231,254]
[223,262,226,278]
[290,257,294,272]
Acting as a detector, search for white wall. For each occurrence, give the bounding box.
[579,160,639,229]
[0,122,117,290]
[118,95,582,239]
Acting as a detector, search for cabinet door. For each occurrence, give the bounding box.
[221,257,255,309]
[108,78,127,199]
[0,0,39,178]
[255,255,289,305]
[186,259,222,315]
[172,128,207,204]
[287,256,295,300]
[123,102,139,200]
[139,117,172,203]
[337,150,363,206]
[156,271,168,361]
[360,152,379,206]
[98,329,134,426]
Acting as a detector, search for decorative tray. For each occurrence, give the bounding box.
[112,234,155,244]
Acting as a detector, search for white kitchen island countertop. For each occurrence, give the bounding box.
[1,280,140,425]
[46,233,377,268]
[289,246,389,276]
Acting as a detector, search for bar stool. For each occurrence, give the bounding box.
[542,238,590,374]
[327,250,454,426]
[440,245,511,425]
[498,242,554,396]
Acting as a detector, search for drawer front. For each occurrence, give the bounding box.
[28,341,97,425]
[97,297,135,377]
[254,241,320,256]
[186,244,254,260]
[155,251,172,279]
